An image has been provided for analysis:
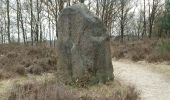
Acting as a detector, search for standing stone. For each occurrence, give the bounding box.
[57,4,114,84]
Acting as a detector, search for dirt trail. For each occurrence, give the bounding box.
[113,60,170,100]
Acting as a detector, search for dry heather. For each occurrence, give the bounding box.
[0,44,140,100]
[0,44,58,79]
[111,39,170,63]
[8,79,140,100]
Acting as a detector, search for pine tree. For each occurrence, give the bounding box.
[161,0,170,31]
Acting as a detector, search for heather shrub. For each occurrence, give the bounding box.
[111,39,170,62]
[0,44,58,79]
[8,81,140,100]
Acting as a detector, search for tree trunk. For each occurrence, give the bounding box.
[101,0,106,22]
[120,0,124,43]
[142,0,146,38]
[40,21,42,42]
[96,0,99,16]
[0,27,3,44]
[4,17,7,43]
[20,7,26,44]
[158,28,162,38]
[148,0,157,38]
[35,0,39,43]
[30,0,33,45]
[17,0,20,43]
[55,0,58,38]
[24,17,28,44]
[149,22,153,38]
[7,0,11,43]
[47,2,52,46]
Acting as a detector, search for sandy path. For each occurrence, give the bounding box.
[113,60,170,100]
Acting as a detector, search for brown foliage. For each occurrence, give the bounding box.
[15,64,26,75]
[8,82,76,100]
[111,39,170,62]
[8,80,140,100]
[0,44,58,79]
[0,44,140,100]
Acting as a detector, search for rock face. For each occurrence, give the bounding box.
[57,4,113,84]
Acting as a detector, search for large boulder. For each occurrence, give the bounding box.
[57,4,114,84]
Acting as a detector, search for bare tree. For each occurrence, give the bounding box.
[148,0,161,38]
[137,10,143,39]
[94,0,120,36]
[59,0,64,12]
[119,0,132,42]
